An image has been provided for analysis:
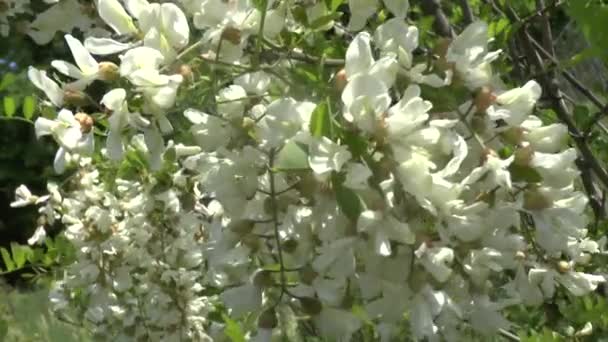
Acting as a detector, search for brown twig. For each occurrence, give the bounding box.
[458,0,475,24]
[420,0,455,38]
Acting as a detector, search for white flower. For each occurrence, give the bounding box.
[383,0,409,18]
[35,109,94,173]
[51,34,106,88]
[347,0,378,31]
[27,0,94,45]
[217,85,248,121]
[487,80,542,126]
[256,98,313,148]
[343,163,372,190]
[10,185,49,208]
[234,71,271,95]
[374,18,418,66]
[87,0,190,60]
[446,21,502,89]
[184,109,233,151]
[416,244,455,283]
[27,226,47,245]
[529,266,606,298]
[385,85,434,145]
[522,117,568,153]
[308,137,352,179]
[462,153,514,190]
[97,0,138,35]
[345,32,398,88]
[27,67,66,107]
[101,88,150,160]
[357,210,415,256]
[341,74,391,133]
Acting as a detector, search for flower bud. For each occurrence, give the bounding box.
[222,27,242,45]
[480,147,498,165]
[474,86,496,113]
[74,112,94,133]
[334,69,348,93]
[501,127,525,146]
[257,308,278,329]
[514,145,534,166]
[98,62,120,81]
[228,219,255,236]
[557,260,570,274]
[523,189,553,211]
[433,38,454,72]
[299,297,322,315]
[178,64,193,79]
[241,117,255,131]
[63,89,89,107]
[252,270,274,288]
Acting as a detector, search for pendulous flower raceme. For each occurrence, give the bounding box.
[11,0,606,340]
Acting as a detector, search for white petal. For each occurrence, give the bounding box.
[59,127,83,150]
[106,130,124,160]
[184,109,208,124]
[124,0,148,18]
[27,226,47,245]
[34,117,57,138]
[53,147,67,174]
[101,88,127,111]
[65,34,98,75]
[84,37,133,55]
[383,0,409,18]
[51,60,83,79]
[160,3,190,48]
[97,0,138,35]
[28,67,64,107]
[345,32,374,80]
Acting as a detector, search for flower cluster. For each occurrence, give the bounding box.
[13,0,606,340]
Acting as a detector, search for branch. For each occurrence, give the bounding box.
[420,0,455,38]
[261,39,344,67]
[458,0,475,25]
[534,0,556,56]
[268,148,288,303]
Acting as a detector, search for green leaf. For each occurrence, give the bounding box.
[334,182,364,221]
[10,243,24,269]
[222,314,246,342]
[309,13,339,30]
[488,18,510,38]
[22,95,36,120]
[3,96,16,117]
[573,105,591,127]
[0,247,15,272]
[567,1,608,63]
[328,0,343,12]
[508,164,543,183]
[309,102,331,138]
[275,141,309,170]
[342,129,368,158]
[0,72,16,91]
